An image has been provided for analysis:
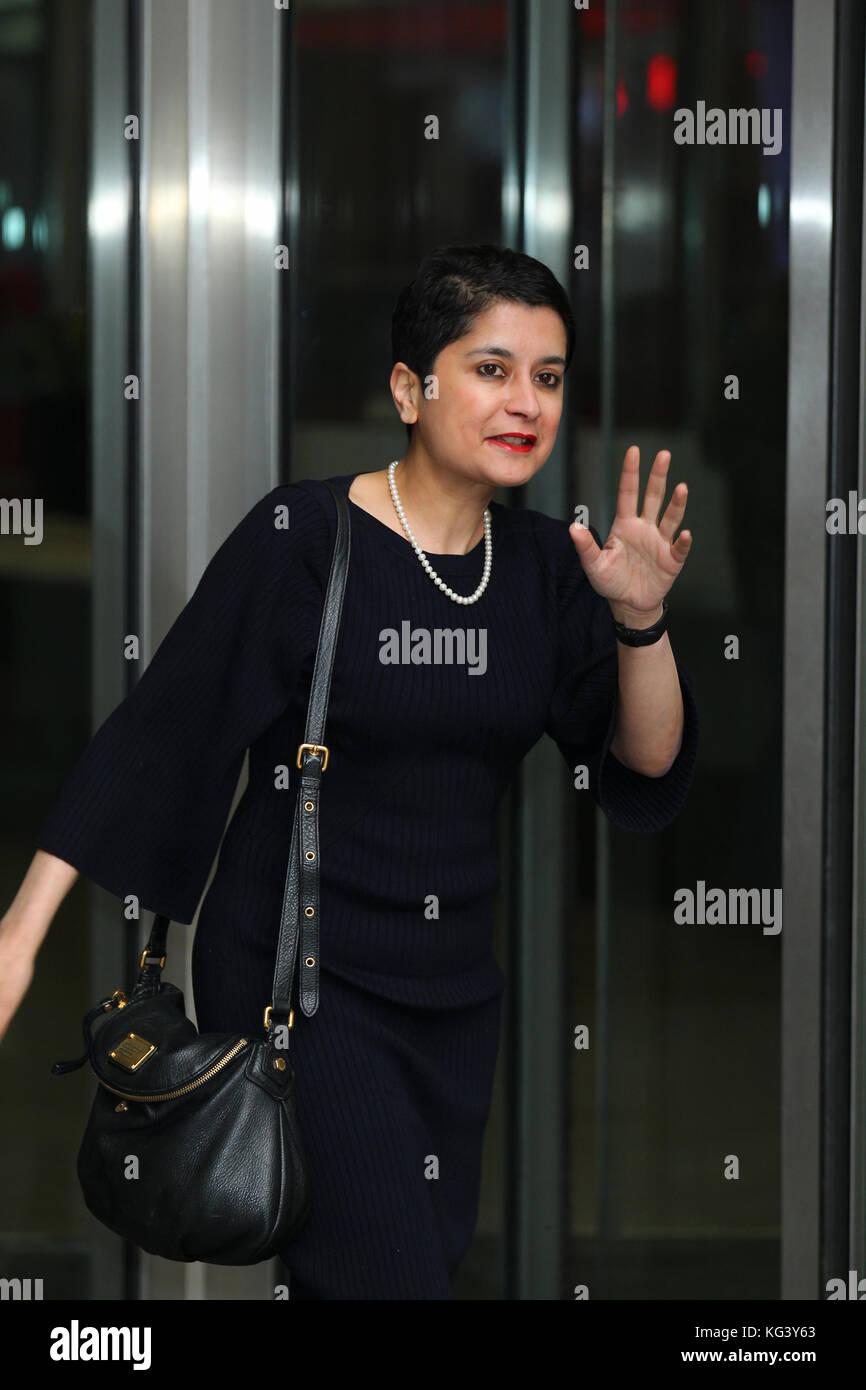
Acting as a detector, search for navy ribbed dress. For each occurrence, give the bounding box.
[36,470,698,1299]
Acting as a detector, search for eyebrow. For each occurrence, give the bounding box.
[464,345,567,367]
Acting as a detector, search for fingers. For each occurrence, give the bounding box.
[611,444,692,553]
[568,519,600,556]
[617,446,680,531]
[659,482,689,545]
[614,444,642,520]
[669,526,693,562]
[639,449,672,526]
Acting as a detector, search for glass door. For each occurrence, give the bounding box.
[573,0,791,1300]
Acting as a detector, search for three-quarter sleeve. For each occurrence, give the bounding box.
[35,484,330,922]
[544,522,698,834]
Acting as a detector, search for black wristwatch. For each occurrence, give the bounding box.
[612,598,669,647]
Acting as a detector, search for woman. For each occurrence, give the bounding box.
[0,243,697,1299]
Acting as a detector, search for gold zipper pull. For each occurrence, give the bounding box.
[98,1037,250,1104]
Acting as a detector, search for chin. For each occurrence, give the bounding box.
[478,443,546,481]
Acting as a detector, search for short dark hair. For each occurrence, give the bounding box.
[391,243,575,444]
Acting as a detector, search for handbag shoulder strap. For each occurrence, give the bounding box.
[268,479,350,1028]
[138,479,351,1036]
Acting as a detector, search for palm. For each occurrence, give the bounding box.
[569,445,692,612]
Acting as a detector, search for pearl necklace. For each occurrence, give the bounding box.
[387,459,492,606]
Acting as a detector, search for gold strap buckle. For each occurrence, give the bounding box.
[264,1005,294,1030]
[139,949,166,971]
[296,742,329,771]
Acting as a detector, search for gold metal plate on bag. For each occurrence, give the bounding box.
[109,1032,157,1072]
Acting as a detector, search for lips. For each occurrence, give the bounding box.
[487,433,536,452]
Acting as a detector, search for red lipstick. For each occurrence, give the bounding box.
[486,433,537,453]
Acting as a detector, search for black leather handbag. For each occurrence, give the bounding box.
[51,480,351,1265]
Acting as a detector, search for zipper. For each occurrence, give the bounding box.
[98,1037,250,1103]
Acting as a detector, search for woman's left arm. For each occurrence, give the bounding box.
[606,608,683,777]
[569,444,692,780]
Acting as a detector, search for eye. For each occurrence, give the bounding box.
[476,363,561,388]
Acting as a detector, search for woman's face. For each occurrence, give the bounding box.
[400,298,568,486]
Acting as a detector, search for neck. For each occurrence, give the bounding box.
[389,451,494,555]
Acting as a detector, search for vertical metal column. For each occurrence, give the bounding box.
[853,9,866,1288]
[506,0,574,1300]
[594,0,618,1302]
[783,0,835,1301]
[823,0,865,1295]
[89,0,134,1300]
[91,0,284,1299]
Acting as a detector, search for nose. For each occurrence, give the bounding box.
[503,372,544,418]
